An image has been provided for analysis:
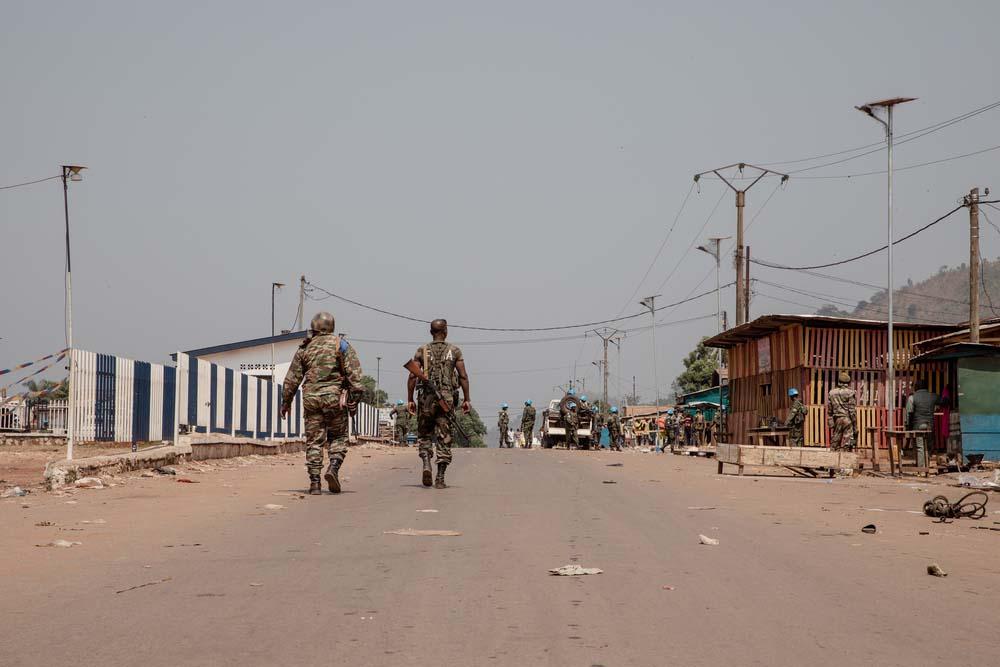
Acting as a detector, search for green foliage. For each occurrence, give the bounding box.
[671,339,717,397]
[454,407,487,448]
[359,375,388,407]
[21,379,68,403]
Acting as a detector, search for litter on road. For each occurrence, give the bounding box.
[927,563,948,577]
[548,565,603,576]
[862,524,877,534]
[2,486,28,497]
[263,504,285,510]
[602,480,617,484]
[37,540,81,548]
[416,509,439,513]
[688,506,716,511]
[699,534,720,546]
[116,577,172,594]
[74,477,105,489]
[384,529,462,537]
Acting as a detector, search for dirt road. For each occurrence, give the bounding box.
[2,447,998,666]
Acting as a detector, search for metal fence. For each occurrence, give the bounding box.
[0,399,67,433]
[61,349,380,444]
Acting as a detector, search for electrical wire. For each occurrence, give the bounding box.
[653,182,729,294]
[755,280,956,325]
[760,99,1000,168]
[753,204,965,271]
[304,280,727,332]
[0,174,61,191]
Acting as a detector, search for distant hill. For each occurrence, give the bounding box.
[812,259,1000,325]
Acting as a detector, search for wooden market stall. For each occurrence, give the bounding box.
[703,315,955,462]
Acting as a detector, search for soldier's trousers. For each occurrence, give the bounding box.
[417,395,453,464]
[395,425,407,444]
[788,430,804,447]
[829,416,856,450]
[565,419,579,449]
[303,395,349,475]
[522,421,534,447]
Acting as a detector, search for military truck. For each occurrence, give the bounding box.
[540,395,594,449]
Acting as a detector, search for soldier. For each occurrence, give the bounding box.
[592,407,605,448]
[693,408,706,447]
[407,319,471,489]
[281,312,365,495]
[498,404,510,448]
[827,371,857,451]
[390,400,409,445]
[607,406,622,451]
[561,395,579,450]
[520,400,536,449]
[786,388,807,446]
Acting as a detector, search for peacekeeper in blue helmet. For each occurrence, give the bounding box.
[786,388,807,446]
[607,406,623,451]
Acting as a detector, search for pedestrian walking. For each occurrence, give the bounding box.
[281,312,366,496]
[390,400,410,445]
[498,404,510,448]
[520,400,536,449]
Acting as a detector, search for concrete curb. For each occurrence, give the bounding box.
[45,442,193,489]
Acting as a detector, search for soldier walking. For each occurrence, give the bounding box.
[827,372,857,451]
[390,400,410,445]
[785,388,807,446]
[693,409,706,447]
[520,400,536,448]
[281,312,365,495]
[607,406,622,451]
[498,404,510,448]
[406,319,471,489]
[561,392,580,450]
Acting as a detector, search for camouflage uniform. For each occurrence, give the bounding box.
[390,406,410,444]
[414,341,464,465]
[827,377,857,451]
[592,411,604,447]
[561,401,579,449]
[693,411,706,447]
[786,398,808,446]
[520,405,536,448]
[282,333,365,477]
[498,410,510,448]
[607,414,622,450]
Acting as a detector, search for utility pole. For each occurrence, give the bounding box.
[639,296,661,427]
[965,187,989,342]
[271,282,285,388]
[745,246,752,323]
[693,164,789,326]
[376,356,382,407]
[61,165,85,461]
[590,328,622,415]
[857,97,916,436]
[296,275,306,331]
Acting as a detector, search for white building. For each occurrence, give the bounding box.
[180,331,311,386]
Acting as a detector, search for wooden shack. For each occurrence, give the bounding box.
[703,315,954,450]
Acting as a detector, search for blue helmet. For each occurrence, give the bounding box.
[580,395,588,402]
[667,408,674,415]
[567,401,577,409]
[501,403,508,409]
[525,399,532,406]
[396,400,404,406]
[788,388,799,397]
[610,406,618,414]
[567,388,576,396]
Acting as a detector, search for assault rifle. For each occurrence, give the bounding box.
[403,359,470,441]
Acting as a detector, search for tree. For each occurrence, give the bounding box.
[453,407,487,448]
[671,339,717,397]
[21,379,68,404]
[359,375,387,407]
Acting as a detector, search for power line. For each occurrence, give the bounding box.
[0,174,61,191]
[753,204,965,271]
[792,142,1000,180]
[760,98,1000,168]
[653,182,728,294]
[755,280,956,325]
[304,280,726,332]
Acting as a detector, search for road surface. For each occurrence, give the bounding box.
[3,447,998,666]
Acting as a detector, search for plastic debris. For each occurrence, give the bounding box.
[688,506,716,511]
[116,577,171,594]
[383,529,462,537]
[176,478,199,484]
[607,463,624,467]
[548,565,603,576]
[153,466,177,475]
[956,472,1000,489]
[862,524,877,534]
[74,477,104,489]
[662,585,675,591]
[2,486,28,498]
[79,519,106,525]
[927,563,947,577]
[35,521,54,527]
[37,539,81,548]
[249,582,263,587]
[602,480,617,484]
[263,504,285,510]
[415,509,439,513]
[698,534,720,546]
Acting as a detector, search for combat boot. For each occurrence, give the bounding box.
[309,474,322,495]
[421,455,433,487]
[434,462,448,489]
[324,458,343,494]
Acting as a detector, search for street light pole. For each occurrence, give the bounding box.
[698,236,731,369]
[270,281,285,381]
[62,165,85,461]
[376,356,382,407]
[857,97,916,440]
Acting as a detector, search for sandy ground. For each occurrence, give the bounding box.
[0,441,142,490]
[2,446,999,666]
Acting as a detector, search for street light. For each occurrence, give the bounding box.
[270,282,285,434]
[62,165,85,461]
[698,236,731,370]
[376,356,382,407]
[856,97,916,441]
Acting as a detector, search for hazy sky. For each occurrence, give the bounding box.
[4,1,1000,425]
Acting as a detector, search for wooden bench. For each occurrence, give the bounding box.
[717,443,859,477]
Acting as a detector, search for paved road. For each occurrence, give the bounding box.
[3,448,998,666]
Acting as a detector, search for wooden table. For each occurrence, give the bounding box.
[883,429,935,478]
[747,427,790,447]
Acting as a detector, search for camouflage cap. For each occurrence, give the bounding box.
[837,371,851,384]
[310,311,335,334]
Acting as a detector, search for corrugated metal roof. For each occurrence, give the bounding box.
[914,322,1000,352]
[911,342,1000,363]
[703,314,955,349]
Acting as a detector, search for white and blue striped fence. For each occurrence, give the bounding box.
[69,349,380,444]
